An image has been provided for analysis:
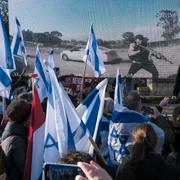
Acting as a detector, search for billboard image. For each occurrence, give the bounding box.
[8,0,180,79]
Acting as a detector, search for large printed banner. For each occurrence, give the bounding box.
[9,0,180,79]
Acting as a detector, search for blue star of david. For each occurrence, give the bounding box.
[118,135,129,155]
[44,133,58,150]
[34,77,40,88]
[109,128,119,147]
[110,128,119,138]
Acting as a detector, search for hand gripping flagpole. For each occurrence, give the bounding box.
[88,136,107,165]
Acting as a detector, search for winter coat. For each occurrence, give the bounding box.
[152,115,175,145]
[116,154,180,180]
[1,121,28,180]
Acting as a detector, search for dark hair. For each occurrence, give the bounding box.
[84,82,91,88]
[135,34,144,41]
[131,123,157,161]
[59,151,93,164]
[17,92,32,102]
[6,99,31,123]
[123,91,141,111]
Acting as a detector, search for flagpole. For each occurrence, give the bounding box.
[88,136,107,165]
[80,59,88,101]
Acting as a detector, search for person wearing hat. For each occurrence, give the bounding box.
[1,99,31,180]
[127,34,159,80]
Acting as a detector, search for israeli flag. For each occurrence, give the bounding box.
[114,68,124,112]
[34,47,50,102]
[45,49,56,69]
[109,110,165,165]
[0,68,12,98]
[83,25,106,77]
[11,17,28,66]
[0,14,14,70]
[76,79,107,154]
[108,110,148,165]
[0,14,14,98]
[44,66,90,163]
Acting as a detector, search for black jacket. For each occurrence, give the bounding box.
[1,121,28,180]
[116,154,180,180]
[173,65,180,97]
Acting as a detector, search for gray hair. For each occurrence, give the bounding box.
[123,91,141,111]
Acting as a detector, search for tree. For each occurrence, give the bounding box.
[22,30,63,46]
[50,31,62,39]
[122,32,135,44]
[156,10,180,40]
[22,30,34,42]
[0,0,9,33]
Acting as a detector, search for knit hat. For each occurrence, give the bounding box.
[6,99,31,123]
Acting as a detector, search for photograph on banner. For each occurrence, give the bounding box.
[8,0,180,79]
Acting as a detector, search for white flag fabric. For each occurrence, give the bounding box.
[44,66,90,163]
[76,79,107,154]
[45,49,56,69]
[0,15,15,70]
[114,68,124,112]
[34,47,50,102]
[0,68,11,98]
[0,14,14,98]
[11,17,28,66]
[83,25,106,77]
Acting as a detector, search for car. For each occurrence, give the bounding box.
[60,46,118,63]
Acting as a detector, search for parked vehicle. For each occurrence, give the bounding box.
[60,46,118,63]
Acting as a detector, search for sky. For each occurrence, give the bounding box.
[9,0,180,41]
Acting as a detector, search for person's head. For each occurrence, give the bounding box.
[123,91,142,112]
[131,123,157,161]
[104,97,114,115]
[5,99,31,124]
[83,82,91,95]
[59,151,93,164]
[90,79,99,90]
[135,34,144,45]
[17,92,32,102]
[58,76,66,86]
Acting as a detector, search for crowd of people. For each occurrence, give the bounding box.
[0,70,179,180]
